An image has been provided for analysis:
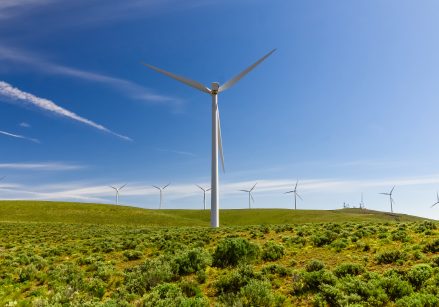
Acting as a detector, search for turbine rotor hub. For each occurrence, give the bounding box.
[211,82,219,94]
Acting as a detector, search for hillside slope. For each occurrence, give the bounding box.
[0,200,429,226]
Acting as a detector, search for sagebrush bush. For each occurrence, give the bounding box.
[212,238,260,268]
[423,239,439,253]
[214,265,259,295]
[306,260,325,272]
[142,283,209,307]
[124,258,174,295]
[311,230,337,247]
[262,241,285,261]
[407,264,433,290]
[395,292,439,307]
[375,250,406,264]
[381,271,413,300]
[333,263,364,278]
[172,248,211,276]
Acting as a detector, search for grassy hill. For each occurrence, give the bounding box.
[0,200,430,226]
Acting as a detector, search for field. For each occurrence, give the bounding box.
[0,201,438,306]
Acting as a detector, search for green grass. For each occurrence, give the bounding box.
[0,200,429,226]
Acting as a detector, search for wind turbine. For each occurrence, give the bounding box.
[153,183,170,209]
[142,49,276,227]
[240,183,257,209]
[380,186,395,213]
[110,184,126,205]
[432,192,439,208]
[285,180,302,210]
[196,185,211,210]
[359,193,365,209]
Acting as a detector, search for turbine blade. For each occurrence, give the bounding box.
[119,184,127,190]
[285,191,294,194]
[379,193,389,195]
[109,186,117,190]
[218,49,276,93]
[295,180,298,190]
[206,188,211,191]
[250,182,257,191]
[196,184,204,191]
[217,107,225,173]
[390,186,395,194]
[432,202,439,208]
[163,183,171,189]
[251,194,255,202]
[152,185,160,190]
[296,192,303,201]
[240,190,249,192]
[142,63,211,94]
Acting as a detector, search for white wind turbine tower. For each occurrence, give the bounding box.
[153,183,170,209]
[359,193,365,209]
[143,49,276,227]
[110,184,126,205]
[240,183,257,209]
[380,186,395,213]
[431,192,439,208]
[285,180,302,210]
[196,185,211,210]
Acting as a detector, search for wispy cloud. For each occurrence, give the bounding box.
[155,148,197,157]
[0,0,54,19]
[0,81,132,141]
[6,173,439,204]
[19,122,30,128]
[0,162,85,171]
[0,129,39,143]
[0,46,180,105]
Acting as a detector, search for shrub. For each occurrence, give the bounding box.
[311,231,337,247]
[333,263,364,278]
[262,241,285,261]
[375,250,406,264]
[124,258,174,295]
[306,260,325,272]
[123,250,142,261]
[212,238,260,268]
[262,264,290,277]
[381,271,413,300]
[142,283,209,307]
[214,265,259,295]
[395,293,439,307]
[423,239,439,253]
[172,248,211,276]
[431,256,439,267]
[407,264,433,290]
[300,270,336,292]
[391,230,411,242]
[239,279,285,307]
[331,239,348,252]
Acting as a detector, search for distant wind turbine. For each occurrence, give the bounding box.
[110,184,126,205]
[142,49,276,227]
[359,193,365,209]
[153,183,170,209]
[285,180,302,210]
[380,186,395,213]
[240,183,257,209]
[196,185,211,210]
[432,192,439,208]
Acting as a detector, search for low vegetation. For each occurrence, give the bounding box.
[0,203,437,306]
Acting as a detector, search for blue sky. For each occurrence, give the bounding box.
[1,0,439,220]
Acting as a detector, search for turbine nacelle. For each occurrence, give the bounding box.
[211,82,220,94]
